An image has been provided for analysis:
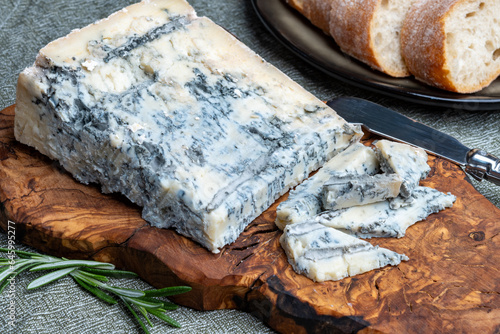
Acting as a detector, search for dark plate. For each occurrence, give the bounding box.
[251,0,500,110]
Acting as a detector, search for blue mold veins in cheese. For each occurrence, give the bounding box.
[277,139,455,281]
[14,0,361,253]
[275,143,379,230]
[280,222,409,282]
[375,140,431,198]
[321,173,403,211]
[316,186,456,238]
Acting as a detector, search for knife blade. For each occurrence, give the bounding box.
[327,97,500,186]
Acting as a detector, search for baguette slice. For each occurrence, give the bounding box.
[401,0,500,93]
[287,0,331,32]
[329,0,416,77]
[287,0,415,77]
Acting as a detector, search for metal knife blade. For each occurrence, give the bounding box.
[327,97,500,186]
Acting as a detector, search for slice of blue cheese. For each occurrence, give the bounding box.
[275,143,378,230]
[316,186,456,238]
[375,140,431,198]
[14,0,362,253]
[321,173,403,210]
[280,222,408,282]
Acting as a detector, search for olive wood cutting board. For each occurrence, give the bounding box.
[0,105,499,333]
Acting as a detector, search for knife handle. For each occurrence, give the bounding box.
[465,149,500,186]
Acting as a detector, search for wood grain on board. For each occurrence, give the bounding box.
[0,105,499,333]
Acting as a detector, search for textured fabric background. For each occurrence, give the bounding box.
[0,0,499,333]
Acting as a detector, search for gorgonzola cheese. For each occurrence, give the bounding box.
[280,222,408,282]
[375,140,431,198]
[275,143,378,229]
[321,173,402,210]
[14,0,361,253]
[316,186,456,238]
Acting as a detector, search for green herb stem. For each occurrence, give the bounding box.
[0,249,190,333]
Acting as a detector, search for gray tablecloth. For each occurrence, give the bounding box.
[0,0,498,333]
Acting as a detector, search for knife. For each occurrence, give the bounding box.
[327,97,500,186]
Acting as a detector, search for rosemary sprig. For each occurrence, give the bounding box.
[0,247,191,333]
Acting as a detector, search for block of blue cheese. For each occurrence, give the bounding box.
[14,0,361,253]
[275,143,379,230]
[280,222,408,282]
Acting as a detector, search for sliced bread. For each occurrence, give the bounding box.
[329,0,416,77]
[287,0,416,77]
[287,0,331,32]
[401,0,500,93]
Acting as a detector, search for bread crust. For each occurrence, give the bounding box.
[304,0,334,33]
[329,0,382,73]
[287,0,331,33]
[288,0,499,92]
[287,0,409,77]
[401,0,500,93]
[401,0,459,91]
[286,0,304,13]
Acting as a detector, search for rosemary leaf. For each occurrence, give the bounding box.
[81,267,138,279]
[158,301,179,311]
[105,286,145,298]
[0,268,14,283]
[0,261,33,282]
[27,267,76,290]
[144,286,192,297]
[122,297,151,334]
[30,260,115,272]
[0,278,11,294]
[0,262,38,290]
[148,308,181,328]
[77,270,109,282]
[138,306,154,327]
[140,296,179,310]
[122,296,164,309]
[72,275,118,305]
[16,253,36,259]
[0,259,12,266]
[36,255,60,262]
[71,271,105,288]
[0,247,41,258]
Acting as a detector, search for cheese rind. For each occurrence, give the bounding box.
[275,143,378,229]
[375,140,431,198]
[316,186,456,238]
[321,173,402,210]
[15,0,361,253]
[280,222,408,282]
